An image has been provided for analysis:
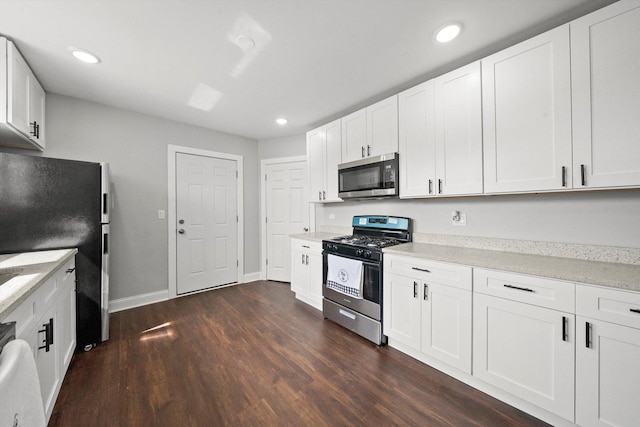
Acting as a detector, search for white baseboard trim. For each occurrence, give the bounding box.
[109,290,169,313]
[243,272,261,283]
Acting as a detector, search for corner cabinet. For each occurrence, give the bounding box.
[0,37,46,150]
[473,268,575,422]
[307,119,342,203]
[383,254,472,373]
[482,25,572,193]
[571,0,640,189]
[3,257,77,423]
[575,284,640,427]
[290,238,323,310]
[341,95,398,163]
[398,62,482,198]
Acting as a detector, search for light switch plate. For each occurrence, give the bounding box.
[158,210,166,220]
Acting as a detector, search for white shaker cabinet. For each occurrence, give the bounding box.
[434,61,483,196]
[473,269,575,422]
[571,0,640,189]
[290,238,323,310]
[0,37,46,150]
[398,62,482,198]
[341,95,398,163]
[576,284,640,427]
[384,255,472,373]
[482,26,572,193]
[307,119,342,203]
[398,80,436,198]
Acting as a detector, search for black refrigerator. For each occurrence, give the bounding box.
[0,152,110,352]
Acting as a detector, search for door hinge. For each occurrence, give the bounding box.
[237,215,238,223]
[265,216,267,223]
[237,260,239,267]
[236,170,238,178]
[265,174,267,181]
[266,258,268,265]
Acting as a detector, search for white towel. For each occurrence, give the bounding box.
[326,254,363,299]
[0,339,46,427]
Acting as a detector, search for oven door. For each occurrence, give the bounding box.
[322,252,381,320]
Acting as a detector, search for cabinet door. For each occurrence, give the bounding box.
[324,119,342,202]
[307,126,325,202]
[307,251,323,309]
[572,2,640,189]
[290,249,308,295]
[367,95,398,157]
[57,267,76,376]
[32,303,60,421]
[421,283,472,373]
[576,317,640,427]
[434,61,483,196]
[483,26,572,193]
[29,76,46,148]
[473,293,575,421]
[383,273,421,351]
[7,41,31,136]
[399,80,436,198]
[341,108,367,163]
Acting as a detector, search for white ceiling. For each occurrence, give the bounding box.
[0,0,616,141]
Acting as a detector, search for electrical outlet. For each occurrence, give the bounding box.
[452,212,467,226]
[158,210,166,220]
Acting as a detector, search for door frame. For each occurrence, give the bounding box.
[260,155,314,280]
[168,144,244,299]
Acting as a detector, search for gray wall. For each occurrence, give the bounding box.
[317,190,640,248]
[258,134,306,160]
[0,94,260,300]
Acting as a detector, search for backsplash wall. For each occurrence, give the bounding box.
[316,189,640,249]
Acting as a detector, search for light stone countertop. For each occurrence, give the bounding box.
[0,249,78,321]
[289,232,344,243]
[383,243,640,292]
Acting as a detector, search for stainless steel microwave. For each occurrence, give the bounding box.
[338,153,399,200]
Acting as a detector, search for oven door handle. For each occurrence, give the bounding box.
[324,253,378,268]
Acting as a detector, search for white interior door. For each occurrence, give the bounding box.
[265,161,309,282]
[176,153,237,294]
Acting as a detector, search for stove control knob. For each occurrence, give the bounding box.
[332,244,339,252]
[356,249,364,257]
[364,251,372,259]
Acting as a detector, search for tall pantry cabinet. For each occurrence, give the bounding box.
[307,119,342,203]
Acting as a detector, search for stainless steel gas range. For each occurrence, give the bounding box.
[322,215,411,345]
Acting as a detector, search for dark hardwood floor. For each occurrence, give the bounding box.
[50,281,548,426]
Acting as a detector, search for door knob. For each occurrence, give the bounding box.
[178,229,185,234]
[179,219,184,224]
[303,227,309,232]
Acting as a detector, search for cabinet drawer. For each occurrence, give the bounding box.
[474,268,574,312]
[291,238,321,253]
[577,284,640,329]
[383,255,472,291]
[3,274,56,338]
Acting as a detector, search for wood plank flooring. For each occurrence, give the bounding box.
[50,281,548,426]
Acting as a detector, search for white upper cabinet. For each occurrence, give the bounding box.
[434,61,483,196]
[342,95,398,163]
[1,37,46,150]
[307,119,342,203]
[398,80,436,198]
[571,0,640,189]
[482,26,572,193]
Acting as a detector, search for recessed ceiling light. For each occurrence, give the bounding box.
[435,23,462,43]
[69,47,101,64]
[276,118,288,125]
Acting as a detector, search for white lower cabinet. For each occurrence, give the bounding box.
[3,256,76,423]
[383,255,472,373]
[290,238,322,310]
[575,284,640,427]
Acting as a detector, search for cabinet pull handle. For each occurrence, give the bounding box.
[318,191,322,201]
[323,190,326,200]
[580,164,587,186]
[585,321,592,348]
[361,146,365,158]
[411,267,431,273]
[367,145,371,156]
[66,267,76,273]
[301,254,305,264]
[305,255,309,265]
[562,316,568,342]
[302,245,310,249]
[561,166,567,187]
[438,179,442,194]
[38,318,54,352]
[630,308,640,314]
[428,179,433,194]
[423,283,428,301]
[503,284,534,293]
[413,281,418,298]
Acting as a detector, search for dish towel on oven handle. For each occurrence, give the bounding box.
[326,254,363,299]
